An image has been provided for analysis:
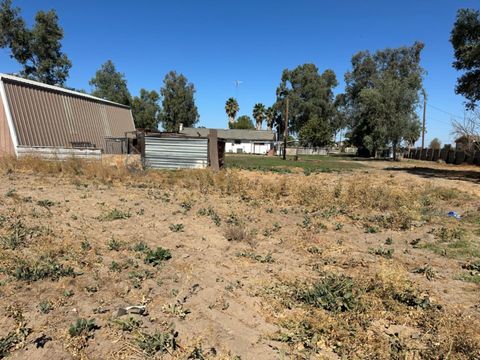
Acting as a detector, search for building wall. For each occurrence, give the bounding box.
[2,79,135,153]
[0,96,14,156]
[226,141,272,154]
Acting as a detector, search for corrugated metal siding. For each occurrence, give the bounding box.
[2,79,135,153]
[144,137,208,169]
[17,146,101,160]
[0,96,14,155]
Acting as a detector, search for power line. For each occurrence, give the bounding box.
[427,103,464,120]
[427,116,453,126]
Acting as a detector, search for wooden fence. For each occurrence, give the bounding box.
[404,148,480,165]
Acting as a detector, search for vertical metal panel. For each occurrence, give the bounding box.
[0,95,14,155]
[144,137,208,169]
[2,78,135,153]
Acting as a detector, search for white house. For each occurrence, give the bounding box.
[180,128,276,155]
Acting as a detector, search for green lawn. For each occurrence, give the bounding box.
[224,154,364,174]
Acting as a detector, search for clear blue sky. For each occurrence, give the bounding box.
[1,0,478,145]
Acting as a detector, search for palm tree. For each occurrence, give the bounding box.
[225,97,239,126]
[252,103,266,130]
[265,106,276,131]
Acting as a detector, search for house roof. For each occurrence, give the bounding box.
[180,127,276,141]
[0,73,130,109]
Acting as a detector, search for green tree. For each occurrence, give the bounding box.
[274,64,338,134]
[298,115,332,147]
[225,97,239,126]
[160,71,199,132]
[265,106,276,131]
[404,117,421,147]
[0,0,71,85]
[429,138,442,149]
[331,93,348,140]
[252,103,266,130]
[344,42,424,159]
[131,89,161,129]
[229,115,255,129]
[450,9,480,109]
[89,60,131,106]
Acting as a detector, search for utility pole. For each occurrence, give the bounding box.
[283,97,289,160]
[421,89,427,149]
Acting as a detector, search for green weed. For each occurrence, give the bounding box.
[169,223,184,232]
[11,259,75,282]
[135,329,178,356]
[37,199,55,208]
[144,247,172,266]
[101,208,131,221]
[68,318,99,338]
[296,275,359,312]
[115,316,142,332]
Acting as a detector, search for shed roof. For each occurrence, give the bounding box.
[180,127,276,141]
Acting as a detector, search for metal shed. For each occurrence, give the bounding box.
[0,73,136,157]
[141,132,224,170]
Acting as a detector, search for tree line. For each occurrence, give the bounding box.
[225,8,479,158]
[1,0,478,155]
[0,0,198,132]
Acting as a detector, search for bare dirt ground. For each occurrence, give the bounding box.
[0,157,478,359]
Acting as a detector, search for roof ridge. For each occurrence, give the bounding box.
[0,73,130,109]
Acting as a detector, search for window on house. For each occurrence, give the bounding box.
[234,140,241,144]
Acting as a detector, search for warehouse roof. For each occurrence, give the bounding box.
[0,73,135,155]
[0,73,130,109]
[180,127,276,141]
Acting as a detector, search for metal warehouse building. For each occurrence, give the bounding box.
[0,73,135,157]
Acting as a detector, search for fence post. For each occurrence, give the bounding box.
[208,129,219,172]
